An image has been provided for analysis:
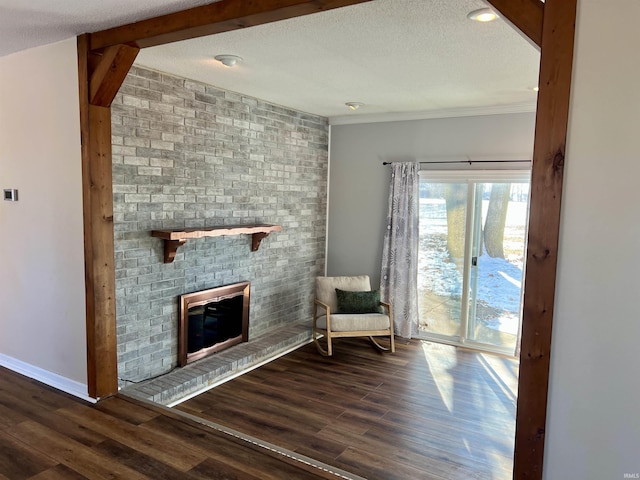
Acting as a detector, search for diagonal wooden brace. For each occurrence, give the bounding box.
[89,44,139,107]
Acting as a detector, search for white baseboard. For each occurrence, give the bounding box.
[0,353,96,403]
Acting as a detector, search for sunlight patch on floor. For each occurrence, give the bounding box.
[421,341,455,413]
[480,352,519,400]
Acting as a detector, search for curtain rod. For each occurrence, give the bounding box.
[382,159,531,165]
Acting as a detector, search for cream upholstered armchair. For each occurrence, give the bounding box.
[313,275,395,356]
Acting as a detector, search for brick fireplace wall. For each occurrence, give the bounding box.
[111,66,328,385]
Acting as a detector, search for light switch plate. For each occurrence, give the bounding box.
[3,189,18,201]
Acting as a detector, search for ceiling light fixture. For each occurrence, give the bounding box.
[345,102,364,111]
[467,8,498,22]
[214,54,243,67]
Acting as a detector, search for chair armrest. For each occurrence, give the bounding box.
[380,301,393,316]
[313,299,331,331]
[314,299,330,313]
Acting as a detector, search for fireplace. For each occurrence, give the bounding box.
[178,282,250,366]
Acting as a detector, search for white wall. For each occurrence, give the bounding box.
[328,112,536,287]
[545,0,640,477]
[0,38,88,395]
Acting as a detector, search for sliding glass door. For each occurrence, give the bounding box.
[417,171,530,355]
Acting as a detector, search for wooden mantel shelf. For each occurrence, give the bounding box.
[151,224,282,263]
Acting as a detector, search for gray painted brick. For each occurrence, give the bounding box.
[113,65,328,386]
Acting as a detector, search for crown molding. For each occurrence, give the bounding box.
[329,102,537,126]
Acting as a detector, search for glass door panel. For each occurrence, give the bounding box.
[417,172,530,356]
[417,182,467,339]
[467,183,529,352]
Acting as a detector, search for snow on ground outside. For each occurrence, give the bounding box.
[418,198,527,336]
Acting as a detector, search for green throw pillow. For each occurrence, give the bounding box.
[335,289,384,314]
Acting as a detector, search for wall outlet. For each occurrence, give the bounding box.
[3,189,18,201]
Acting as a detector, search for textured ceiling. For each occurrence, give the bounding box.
[0,0,218,57]
[1,0,540,123]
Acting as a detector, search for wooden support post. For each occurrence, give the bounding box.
[78,34,120,398]
[78,36,138,398]
[86,103,118,398]
[512,0,577,477]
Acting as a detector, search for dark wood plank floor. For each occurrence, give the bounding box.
[176,338,519,480]
[0,366,348,479]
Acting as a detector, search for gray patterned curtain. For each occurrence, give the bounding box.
[380,162,419,339]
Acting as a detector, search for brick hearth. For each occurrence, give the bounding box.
[122,322,311,405]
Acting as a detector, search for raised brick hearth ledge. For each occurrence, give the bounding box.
[122,322,312,406]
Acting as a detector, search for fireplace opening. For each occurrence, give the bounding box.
[179,281,250,366]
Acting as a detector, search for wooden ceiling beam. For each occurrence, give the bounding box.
[89,44,139,107]
[89,0,372,51]
[487,0,544,49]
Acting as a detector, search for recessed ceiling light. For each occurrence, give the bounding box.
[467,8,498,22]
[214,54,243,67]
[345,102,364,111]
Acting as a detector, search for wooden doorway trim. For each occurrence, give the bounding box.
[78,35,139,398]
[78,0,577,476]
[488,1,578,477]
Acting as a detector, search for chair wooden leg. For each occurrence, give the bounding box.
[313,330,331,356]
[368,336,393,353]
